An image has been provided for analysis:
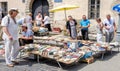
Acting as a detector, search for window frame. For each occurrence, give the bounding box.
[88,0,100,19]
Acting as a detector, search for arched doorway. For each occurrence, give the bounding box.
[32,0,49,19]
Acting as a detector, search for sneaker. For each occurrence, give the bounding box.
[12,61,19,65]
[7,64,14,67]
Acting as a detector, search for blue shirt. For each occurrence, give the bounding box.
[22,30,34,38]
[17,18,25,25]
[80,19,90,30]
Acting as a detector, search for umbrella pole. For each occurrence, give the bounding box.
[64,9,67,21]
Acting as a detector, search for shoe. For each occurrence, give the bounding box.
[7,64,14,67]
[12,61,19,65]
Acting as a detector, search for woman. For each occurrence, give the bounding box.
[66,15,77,39]
[96,18,103,43]
[35,12,42,26]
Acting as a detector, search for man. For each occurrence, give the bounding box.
[103,14,117,43]
[43,13,51,31]
[80,15,90,40]
[1,8,20,67]
[19,24,34,46]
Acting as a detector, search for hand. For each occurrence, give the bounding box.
[67,30,70,34]
[9,36,13,40]
[105,26,110,30]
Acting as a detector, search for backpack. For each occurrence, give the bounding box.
[0,16,10,40]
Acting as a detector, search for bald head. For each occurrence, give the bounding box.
[82,15,87,20]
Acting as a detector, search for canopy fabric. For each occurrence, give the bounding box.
[49,5,79,12]
[113,4,120,12]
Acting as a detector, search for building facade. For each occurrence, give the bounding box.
[0,0,120,31]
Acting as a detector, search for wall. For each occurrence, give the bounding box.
[7,0,26,18]
[52,0,89,29]
[52,0,120,32]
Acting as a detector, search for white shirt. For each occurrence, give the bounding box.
[103,17,115,32]
[1,15,19,40]
[43,16,50,25]
[35,15,42,25]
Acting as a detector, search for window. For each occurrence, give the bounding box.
[88,0,100,19]
[1,2,8,16]
[54,0,62,3]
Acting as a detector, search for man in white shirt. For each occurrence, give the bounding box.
[1,8,20,67]
[103,14,117,43]
[43,13,51,31]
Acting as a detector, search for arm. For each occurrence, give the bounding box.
[2,26,13,40]
[99,23,103,30]
[21,35,33,40]
[1,16,13,40]
[66,21,70,33]
[113,22,117,32]
[74,19,77,26]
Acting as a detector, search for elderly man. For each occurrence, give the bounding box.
[103,14,117,43]
[19,24,34,46]
[1,8,20,67]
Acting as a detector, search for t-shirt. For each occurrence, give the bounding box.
[80,19,90,30]
[35,16,42,25]
[43,16,50,25]
[17,18,25,25]
[1,15,19,40]
[103,17,115,32]
[22,30,34,38]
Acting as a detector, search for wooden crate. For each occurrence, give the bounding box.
[82,56,94,64]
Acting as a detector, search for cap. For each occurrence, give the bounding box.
[9,8,19,13]
[21,24,27,27]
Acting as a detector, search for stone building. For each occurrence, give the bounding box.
[0,0,120,31]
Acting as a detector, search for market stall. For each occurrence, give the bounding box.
[18,32,120,68]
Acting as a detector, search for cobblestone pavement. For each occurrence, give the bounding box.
[0,48,120,71]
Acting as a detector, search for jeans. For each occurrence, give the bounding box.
[81,29,89,40]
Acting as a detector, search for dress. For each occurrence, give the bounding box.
[66,19,77,39]
[25,15,33,30]
[96,22,103,43]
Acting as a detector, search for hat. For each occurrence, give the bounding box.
[21,24,27,27]
[9,8,19,13]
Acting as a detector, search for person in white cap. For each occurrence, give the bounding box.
[1,8,20,67]
[19,24,34,46]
